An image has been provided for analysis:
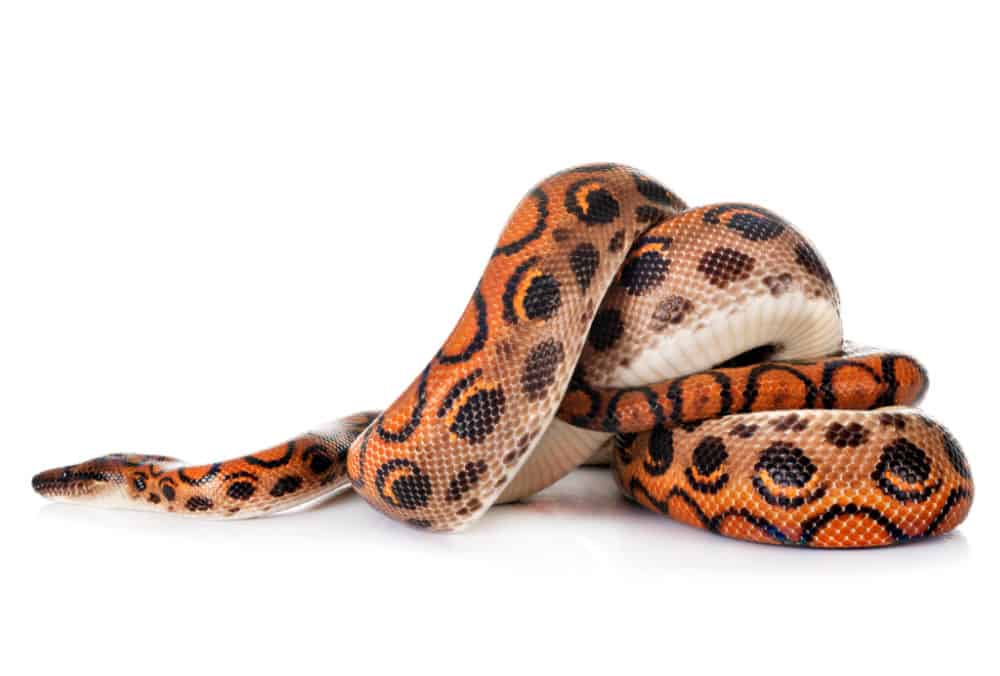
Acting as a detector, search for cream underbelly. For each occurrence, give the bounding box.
[499,291,842,503]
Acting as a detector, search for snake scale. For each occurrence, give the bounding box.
[32,164,974,547]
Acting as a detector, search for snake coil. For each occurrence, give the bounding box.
[32,164,973,547]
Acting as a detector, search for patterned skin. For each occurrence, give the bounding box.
[559,346,929,434]
[31,164,973,546]
[614,409,972,547]
[31,413,378,517]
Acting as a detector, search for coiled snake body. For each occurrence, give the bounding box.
[32,164,974,547]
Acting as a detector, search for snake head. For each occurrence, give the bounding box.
[32,453,175,502]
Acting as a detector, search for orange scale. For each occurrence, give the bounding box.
[492,195,546,251]
[716,513,789,545]
[808,513,897,548]
[665,494,708,532]
[440,295,486,360]
[882,469,938,496]
[748,371,811,412]
[893,358,929,404]
[927,493,973,537]
[677,373,730,420]
[572,182,605,215]
[560,390,595,420]
[828,364,883,409]
[612,390,659,429]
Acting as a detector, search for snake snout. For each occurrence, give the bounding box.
[31,462,122,500]
[32,467,70,496]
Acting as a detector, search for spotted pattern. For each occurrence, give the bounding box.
[522,339,565,401]
[697,247,756,288]
[31,165,971,547]
[703,204,786,241]
[569,243,600,290]
[652,295,694,328]
[617,409,971,547]
[32,414,376,519]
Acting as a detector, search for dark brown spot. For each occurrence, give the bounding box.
[763,273,793,296]
[446,460,489,502]
[270,475,303,497]
[186,496,213,512]
[521,339,565,401]
[772,413,809,432]
[879,413,907,430]
[226,481,256,501]
[729,423,759,438]
[825,421,869,448]
[879,438,931,484]
[620,251,670,296]
[608,229,625,252]
[569,242,600,291]
[692,436,728,476]
[755,442,816,487]
[652,296,693,328]
[522,274,562,321]
[451,387,506,444]
[697,247,756,288]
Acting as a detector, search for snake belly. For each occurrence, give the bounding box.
[31,164,973,546]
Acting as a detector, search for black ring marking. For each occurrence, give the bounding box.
[492,188,549,258]
[377,364,431,444]
[642,425,674,476]
[244,442,296,469]
[871,437,941,503]
[800,504,909,545]
[817,358,882,408]
[437,288,489,364]
[668,370,733,423]
[374,458,432,510]
[751,442,826,509]
[437,369,484,418]
[627,480,788,543]
[177,463,222,486]
[604,386,665,432]
[564,179,620,225]
[684,436,729,494]
[502,257,539,325]
[923,487,972,537]
[742,364,818,412]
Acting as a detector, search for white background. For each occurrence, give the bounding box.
[1,2,997,674]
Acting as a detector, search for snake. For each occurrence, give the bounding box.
[31,164,974,547]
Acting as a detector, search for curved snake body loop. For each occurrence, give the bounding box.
[32,164,973,547]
